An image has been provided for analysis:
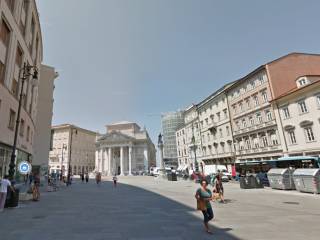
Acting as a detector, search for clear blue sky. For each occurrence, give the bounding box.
[37,0,320,144]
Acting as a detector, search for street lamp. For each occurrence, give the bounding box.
[8,63,38,180]
[67,128,77,186]
[191,124,199,172]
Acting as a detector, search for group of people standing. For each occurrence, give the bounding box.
[80,172,89,183]
[195,173,225,234]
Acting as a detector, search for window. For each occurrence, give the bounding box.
[223,109,228,119]
[0,19,11,47]
[226,126,230,136]
[304,127,315,142]
[19,119,25,136]
[316,95,320,107]
[282,107,290,119]
[261,135,268,147]
[26,126,30,142]
[242,119,247,128]
[205,118,208,126]
[239,102,243,111]
[298,100,308,114]
[217,112,221,122]
[30,17,35,51]
[253,95,259,106]
[265,110,273,121]
[219,128,223,138]
[256,113,263,124]
[0,61,5,84]
[288,130,296,144]
[210,114,214,122]
[8,109,16,130]
[245,98,250,109]
[249,117,255,126]
[270,133,278,145]
[245,139,251,149]
[232,105,237,114]
[235,121,240,130]
[15,46,23,67]
[298,78,307,87]
[261,91,268,103]
[207,133,210,142]
[11,78,18,97]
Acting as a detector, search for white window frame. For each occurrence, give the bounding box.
[304,127,315,142]
[298,100,308,114]
[287,130,297,145]
[282,107,290,119]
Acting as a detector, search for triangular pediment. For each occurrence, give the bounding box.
[97,131,135,144]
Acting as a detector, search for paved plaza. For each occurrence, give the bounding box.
[0,177,320,240]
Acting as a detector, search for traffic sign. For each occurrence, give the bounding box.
[18,161,32,175]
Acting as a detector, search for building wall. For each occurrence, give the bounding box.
[0,0,43,178]
[227,69,283,162]
[198,92,234,172]
[49,125,96,175]
[274,79,320,157]
[32,64,57,177]
[161,111,184,166]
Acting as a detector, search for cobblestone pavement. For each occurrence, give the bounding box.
[0,176,319,240]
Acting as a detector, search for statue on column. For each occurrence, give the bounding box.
[158,133,163,145]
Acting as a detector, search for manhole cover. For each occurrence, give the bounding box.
[283,201,300,205]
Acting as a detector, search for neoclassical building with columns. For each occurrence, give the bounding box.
[95,122,156,176]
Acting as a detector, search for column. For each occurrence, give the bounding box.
[128,146,132,175]
[101,149,105,174]
[120,146,124,176]
[95,150,99,171]
[108,148,112,176]
[143,147,149,171]
[104,149,108,175]
[99,149,103,172]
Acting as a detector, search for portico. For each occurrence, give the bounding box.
[95,122,156,176]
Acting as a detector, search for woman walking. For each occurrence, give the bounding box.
[195,179,214,234]
[213,175,225,203]
[85,172,89,183]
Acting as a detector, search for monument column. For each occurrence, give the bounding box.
[128,146,132,175]
[99,149,103,173]
[120,146,124,176]
[143,147,149,172]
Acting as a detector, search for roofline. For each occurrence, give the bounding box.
[51,124,97,135]
[271,78,320,102]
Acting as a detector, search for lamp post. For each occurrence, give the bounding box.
[191,124,199,173]
[67,127,77,186]
[8,63,38,180]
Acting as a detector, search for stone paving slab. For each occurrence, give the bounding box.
[1,176,320,240]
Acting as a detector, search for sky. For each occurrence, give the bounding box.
[36,0,320,145]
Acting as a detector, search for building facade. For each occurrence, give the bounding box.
[95,122,156,176]
[0,0,43,178]
[49,124,96,176]
[161,111,184,167]
[175,53,320,174]
[273,76,320,157]
[33,65,58,177]
[198,84,235,173]
[176,105,201,173]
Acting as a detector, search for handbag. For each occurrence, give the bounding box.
[197,199,206,211]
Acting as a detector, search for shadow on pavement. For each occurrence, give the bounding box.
[0,180,241,240]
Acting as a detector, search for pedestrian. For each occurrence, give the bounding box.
[85,172,89,183]
[0,175,15,212]
[96,172,101,185]
[213,174,225,203]
[195,179,214,234]
[112,176,118,187]
[32,174,40,201]
[29,173,33,185]
[81,173,84,183]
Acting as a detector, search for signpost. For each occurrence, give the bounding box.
[18,161,32,175]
